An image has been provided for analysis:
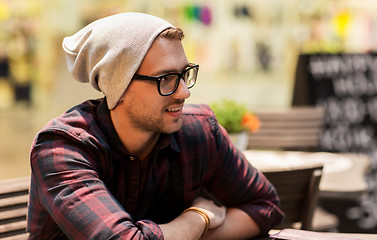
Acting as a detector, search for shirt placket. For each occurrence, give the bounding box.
[125,155,140,214]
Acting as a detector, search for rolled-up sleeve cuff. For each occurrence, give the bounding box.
[135,220,164,239]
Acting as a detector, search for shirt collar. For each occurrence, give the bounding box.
[158,133,181,153]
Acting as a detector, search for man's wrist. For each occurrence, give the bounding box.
[183,207,210,239]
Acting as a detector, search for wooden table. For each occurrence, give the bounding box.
[243,150,371,200]
[254,229,377,239]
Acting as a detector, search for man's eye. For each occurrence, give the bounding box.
[161,75,176,82]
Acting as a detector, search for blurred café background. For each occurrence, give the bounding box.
[2,0,377,235]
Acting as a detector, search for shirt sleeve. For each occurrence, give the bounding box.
[29,132,164,240]
[207,123,284,235]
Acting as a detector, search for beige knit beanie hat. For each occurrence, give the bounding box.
[62,12,174,109]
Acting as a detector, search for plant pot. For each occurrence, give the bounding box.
[229,131,249,151]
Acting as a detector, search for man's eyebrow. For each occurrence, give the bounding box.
[153,64,191,76]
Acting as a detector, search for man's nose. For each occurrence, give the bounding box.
[172,78,191,99]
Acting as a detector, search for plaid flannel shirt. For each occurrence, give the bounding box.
[27,98,283,239]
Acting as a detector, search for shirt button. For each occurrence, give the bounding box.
[131,184,137,191]
[129,156,135,161]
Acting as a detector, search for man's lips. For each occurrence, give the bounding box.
[165,103,184,118]
[166,106,182,112]
[165,101,185,113]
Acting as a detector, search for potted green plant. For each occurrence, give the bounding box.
[210,98,260,150]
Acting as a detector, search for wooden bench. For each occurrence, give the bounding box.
[248,107,325,150]
[0,176,30,240]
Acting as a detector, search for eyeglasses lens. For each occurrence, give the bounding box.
[160,75,179,95]
[159,67,197,95]
[185,67,197,88]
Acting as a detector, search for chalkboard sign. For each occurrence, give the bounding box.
[293,53,377,233]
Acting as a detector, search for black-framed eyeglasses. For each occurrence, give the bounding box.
[131,64,199,96]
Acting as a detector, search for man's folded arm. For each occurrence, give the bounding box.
[30,135,164,239]
[206,124,284,237]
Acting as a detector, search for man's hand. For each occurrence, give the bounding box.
[159,196,227,239]
[191,196,226,229]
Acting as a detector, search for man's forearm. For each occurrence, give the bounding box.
[204,208,261,240]
[159,210,206,240]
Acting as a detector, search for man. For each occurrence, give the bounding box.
[27,12,283,239]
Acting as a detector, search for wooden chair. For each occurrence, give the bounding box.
[248,107,325,151]
[263,166,323,230]
[247,106,339,231]
[0,176,30,240]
